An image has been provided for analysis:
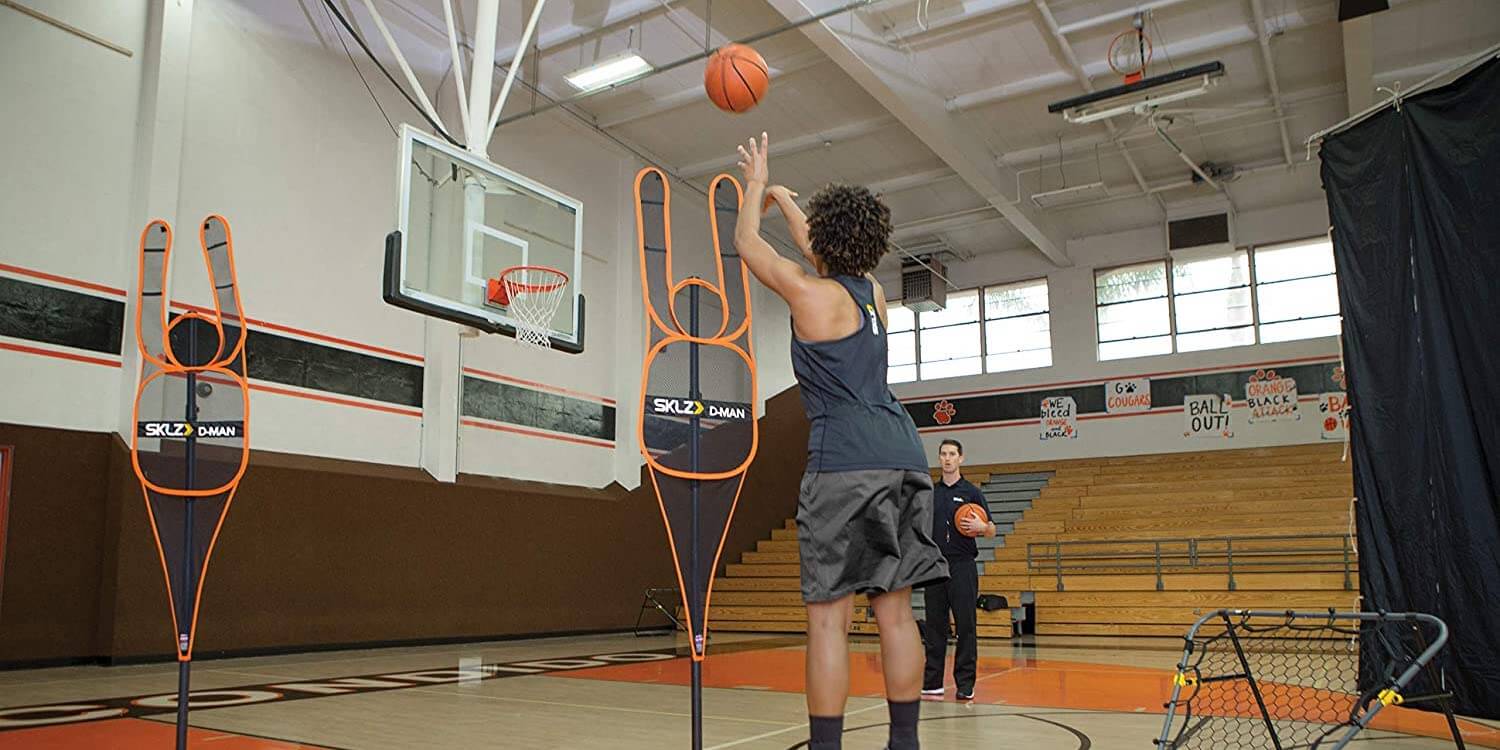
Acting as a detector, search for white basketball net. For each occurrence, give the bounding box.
[500,267,568,349]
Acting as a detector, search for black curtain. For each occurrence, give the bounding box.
[1321,56,1500,719]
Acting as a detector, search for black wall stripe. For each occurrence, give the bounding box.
[248,330,423,407]
[462,376,616,442]
[0,277,124,355]
[904,361,1341,429]
[164,314,423,407]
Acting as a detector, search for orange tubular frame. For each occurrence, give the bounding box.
[633,168,758,662]
[129,216,250,661]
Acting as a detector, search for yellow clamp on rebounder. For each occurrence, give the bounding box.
[1173,672,1198,688]
[1378,689,1405,707]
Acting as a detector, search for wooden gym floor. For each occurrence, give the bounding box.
[0,633,1495,749]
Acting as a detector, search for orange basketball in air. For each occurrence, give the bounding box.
[954,503,988,538]
[705,43,769,113]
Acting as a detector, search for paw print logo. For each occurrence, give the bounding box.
[933,400,957,425]
[1332,366,1347,389]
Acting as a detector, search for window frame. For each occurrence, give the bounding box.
[982,277,1053,373]
[1093,259,1176,360]
[1092,236,1342,360]
[1253,236,1342,338]
[886,276,1055,383]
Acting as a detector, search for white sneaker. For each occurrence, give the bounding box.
[920,687,944,696]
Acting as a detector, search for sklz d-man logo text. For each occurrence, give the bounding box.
[137,421,244,439]
[647,396,750,421]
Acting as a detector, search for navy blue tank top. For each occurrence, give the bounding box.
[790,275,928,473]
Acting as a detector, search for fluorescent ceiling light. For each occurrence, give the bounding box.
[565,53,652,92]
[1031,181,1109,209]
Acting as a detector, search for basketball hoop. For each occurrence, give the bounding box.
[1108,28,1153,85]
[488,265,569,349]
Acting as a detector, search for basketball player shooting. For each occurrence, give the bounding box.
[733,133,950,750]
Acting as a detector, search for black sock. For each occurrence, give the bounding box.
[888,699,921,750]
[809,714,843,750]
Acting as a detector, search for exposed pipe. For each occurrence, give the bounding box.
[0,0,132,56]
[492,0,883,130]
[1248,0,1295,165]
[1306,39,1500,148]
[1152,114,1220,191]
[1055,0,1195,36]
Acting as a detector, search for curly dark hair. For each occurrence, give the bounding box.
[806,183,892,276]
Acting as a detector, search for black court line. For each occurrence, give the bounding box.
[783,710,1094,750]
[136,716,363,750]
[0,638,802,732]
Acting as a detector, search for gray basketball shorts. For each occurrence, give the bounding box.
[796,469,950,604]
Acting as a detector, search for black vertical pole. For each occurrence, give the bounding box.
[177,321,198,750]
[688,282,703,750]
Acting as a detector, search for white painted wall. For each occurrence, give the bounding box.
[0,1,148,432]
[884,201,1342,466]
[0,0,660,486]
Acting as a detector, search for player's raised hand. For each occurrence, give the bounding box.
[736,132,769,186]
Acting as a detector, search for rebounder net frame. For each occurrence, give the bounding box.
[1157,609,1469,750]
[633,167,757,666]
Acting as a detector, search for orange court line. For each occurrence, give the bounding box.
[0,718,330,749]
[555,648,1500,747]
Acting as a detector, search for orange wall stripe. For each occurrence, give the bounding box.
[0,340,122,368]
[0,262,127,297]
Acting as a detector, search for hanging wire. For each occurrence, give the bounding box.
[917,0,931,31]
[322,1,396,138]
[320,0,462,146]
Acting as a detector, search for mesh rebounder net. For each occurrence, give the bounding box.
[131,219,249,659]
[709,175,750,343]
[636,170,676,336]
[1158,610,1459,750]
[634,167,755,659]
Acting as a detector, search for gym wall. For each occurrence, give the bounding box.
[885,199,1344,465]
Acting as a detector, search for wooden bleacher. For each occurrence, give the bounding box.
[713,443,1355,639]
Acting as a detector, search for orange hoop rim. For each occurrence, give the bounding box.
[1107,28,1153,78]
[497,265,570,294]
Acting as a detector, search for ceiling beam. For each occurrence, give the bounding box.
[879,0,1029,43]
[758,0,1071,266]
[1341,14,1376,115]
[867,166,960,195]
[948,1,1338,112]
[596,49,827,128]
[1248,0,1294,165]
[676,114,896,178]
[1054,0,1197,35]
[891,207,1006,242]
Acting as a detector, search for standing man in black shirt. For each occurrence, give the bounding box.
[921,439,995,701]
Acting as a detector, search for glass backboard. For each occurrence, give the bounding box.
[384,125,584,352]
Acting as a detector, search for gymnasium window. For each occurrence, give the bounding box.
[917,289,983,380]
[1096,261,1173,360]
[884,279,1055,384]
[886,304,918,384]
[1172,248,1254,352]
[985,278,1052,372]
[1255,237,1342,343]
